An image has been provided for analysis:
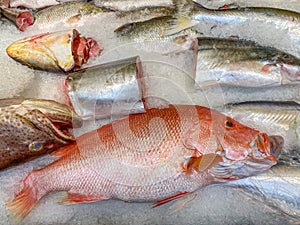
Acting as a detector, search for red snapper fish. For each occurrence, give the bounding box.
[7,105,281,222]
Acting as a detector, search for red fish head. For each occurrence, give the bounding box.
[208,113,283,181]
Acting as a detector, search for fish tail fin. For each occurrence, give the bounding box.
[164,15,198,36]
[6,172,41,223]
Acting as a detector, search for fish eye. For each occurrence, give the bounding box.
[225,120,234,128]
[29,142,43,152]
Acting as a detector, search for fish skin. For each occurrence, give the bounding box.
[6,29,102,73]
[170,1,300,59]
[0,98,82,170]
[224,101,300,166]
[9,0,88,9]
[193,0,300,14]
[66,56,146,119]
[32,1,112,30]
[224,164,300,223]
[195,38,300,88]
[6,105,280,222]
[93,0,173,11]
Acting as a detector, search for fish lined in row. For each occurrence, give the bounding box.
[6,104,280,222]
[195,38,300,88]
[0,98,82,170]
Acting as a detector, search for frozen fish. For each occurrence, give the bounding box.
[193,0,300,13]
[9,0,88,9]
[0,98,82,170]
[7,104,280,222]
[195,38,300,88]
[225,165,300,223]
[66,56,145,119]
[6,29,102,73]
[168,1,300,58]
[32,1,112,30]
[93,0,173,11]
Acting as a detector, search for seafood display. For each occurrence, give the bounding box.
[7,105,280,222]
[195,38,300,88]
[0,98,82,170]
[1,0,300,224]
[66,56,145,119]
[6,29,102,73]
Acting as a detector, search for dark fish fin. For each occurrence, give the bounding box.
[183,153,223,173]
[52,142,78,157]
[57,192,110,205]
[152,192,189,207]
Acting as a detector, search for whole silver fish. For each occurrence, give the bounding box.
[169,1,300,58]
[224,101,300,165]
[193,0,300,13]
[93,0,173,11]
[195,38,300,88]
[9,0,87,9]
[32,2,112,30]
[0,98,82,170]
[66,56,145,120]
[225,165,300,224]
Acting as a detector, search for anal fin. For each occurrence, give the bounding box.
[58,192,110,205]
[152,192,189,208]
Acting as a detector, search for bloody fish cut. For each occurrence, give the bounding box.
[6,29,102,73]
[0,98,82,170]
[0,6,34,31]
[6,105,281,222]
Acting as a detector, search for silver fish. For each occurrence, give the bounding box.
[193,0,300,13]
[224,101,300,165]
[195,38,300,88]
[93,0,173,11]
[66,56,146,120]
[9,0,87,9]
[225,165,300,224]
[168,1,300,59]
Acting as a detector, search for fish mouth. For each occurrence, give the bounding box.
[22,99,82,143]
[249,133,283,163]
[210,133,283,181]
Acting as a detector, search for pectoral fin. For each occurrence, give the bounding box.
[183,153,223,174]
[164,16,198,36]
[58,192,110,205]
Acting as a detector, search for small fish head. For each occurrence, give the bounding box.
[209,114,283,181]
